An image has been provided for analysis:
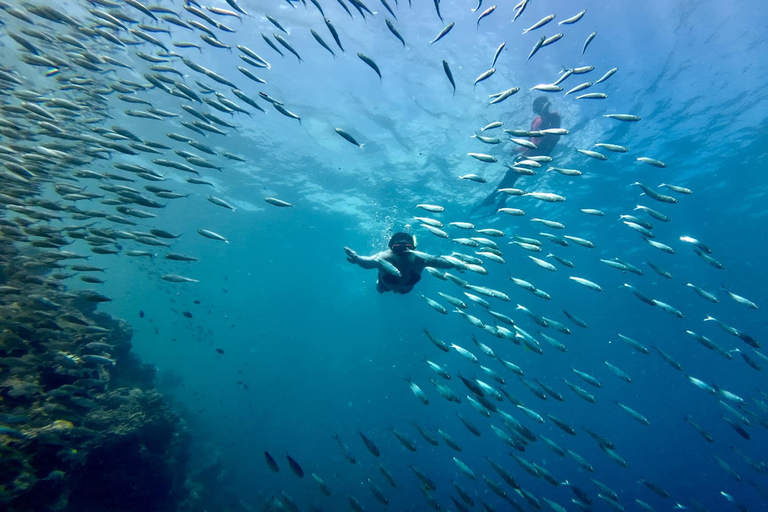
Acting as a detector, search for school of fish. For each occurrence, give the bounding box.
[0,0,764,511]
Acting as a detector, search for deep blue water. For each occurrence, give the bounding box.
[4,0,768,510]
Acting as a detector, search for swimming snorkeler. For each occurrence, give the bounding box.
[344,232,461,294]
[470,96,562,218]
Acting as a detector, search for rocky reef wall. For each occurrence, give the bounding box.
[0,237,193,512]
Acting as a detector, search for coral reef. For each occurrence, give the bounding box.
[0,237,191,512]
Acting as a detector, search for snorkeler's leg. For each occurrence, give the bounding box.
[470,170,518,218]
[496,171,520,190]
[376,279,388,293]
[469,192,501,219]
[494,172,521,210]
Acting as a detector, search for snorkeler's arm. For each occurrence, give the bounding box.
[344,247,383,270]
[417,253,459,270]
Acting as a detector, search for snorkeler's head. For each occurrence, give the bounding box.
[533,96,551,115]
[389,232,415,253]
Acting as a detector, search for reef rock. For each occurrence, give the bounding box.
[0,239,191,512]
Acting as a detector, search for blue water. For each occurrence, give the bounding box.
[6,0,768,510]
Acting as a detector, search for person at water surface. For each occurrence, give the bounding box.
[344,232,460,294]
[472,97,562,216]
[522,96,563,158]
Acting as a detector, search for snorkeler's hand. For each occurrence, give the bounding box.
[344,246,360,263]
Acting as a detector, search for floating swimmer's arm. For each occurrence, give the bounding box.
[430,256,462,269]
[344,247,383,270]
[408,250,457,270]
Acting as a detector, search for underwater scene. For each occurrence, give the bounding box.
[0,0,766,511]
